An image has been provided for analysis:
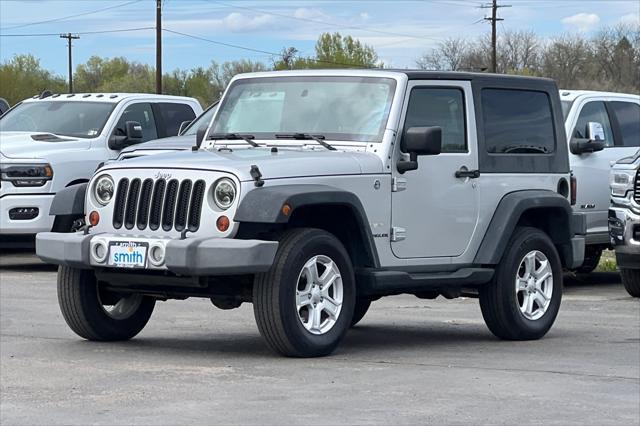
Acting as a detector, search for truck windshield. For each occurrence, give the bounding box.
[211,76,396,143]
[0,101,114,139]
[561,100,573,120]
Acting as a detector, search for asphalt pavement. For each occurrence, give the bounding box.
[1,249,639,425]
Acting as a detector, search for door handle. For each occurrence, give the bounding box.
[455,168,480,179]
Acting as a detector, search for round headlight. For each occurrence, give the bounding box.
[94,175,114,206]
[213,178,236,210]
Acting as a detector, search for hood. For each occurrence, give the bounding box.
[102,146,384,181]
[120,135,194,155]
[0,131,89,159]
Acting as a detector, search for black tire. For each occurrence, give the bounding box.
[621,268,640,298]
[350,298,371,327]
[479,227,563,340]
[574,246,602,274]
[253,228,356,357]
[57,266,155,341]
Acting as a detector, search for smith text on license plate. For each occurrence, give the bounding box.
[108,241,148,268]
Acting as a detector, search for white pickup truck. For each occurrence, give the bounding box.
[560,90,640,272]
[0,93,202,239]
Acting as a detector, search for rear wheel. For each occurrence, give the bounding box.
[253,228,355,357]
[480,227,562,340]
[574,246,602,274]
[621,268,640,297]
[57,266,155,341]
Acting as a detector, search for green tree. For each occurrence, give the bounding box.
[274,32,382,70]
[0,54,66,105]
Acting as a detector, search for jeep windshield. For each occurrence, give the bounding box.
[211,76,396,143]
[0,101,115,139]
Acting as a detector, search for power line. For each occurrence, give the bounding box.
[0,27,155,37]
[1,0,143,31]
[162,28,371,68]
[208,0,446,43]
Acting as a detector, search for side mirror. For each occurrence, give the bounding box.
[108,121,143,150]
[570,122,606,155]
[397,126,442,174]
[178,120,192,135]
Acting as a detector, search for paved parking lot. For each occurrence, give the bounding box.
[1,249,639,425]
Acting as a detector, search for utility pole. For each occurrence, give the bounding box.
[156,0,162,94]
[481,0,511,73]
[60,33,80,93]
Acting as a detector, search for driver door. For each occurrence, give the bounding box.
[391,81,479,259]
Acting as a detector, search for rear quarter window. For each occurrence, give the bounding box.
[610,101,640,147]
[158,103,196,136]
[482,89,555,154]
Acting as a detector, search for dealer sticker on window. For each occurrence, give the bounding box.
[108,241,148,268]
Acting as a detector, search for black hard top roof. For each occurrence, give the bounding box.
[391,69,556,84]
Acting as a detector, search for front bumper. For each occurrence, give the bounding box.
[609,207,640,269]
[0,193,55,235]
[35,232,279,276]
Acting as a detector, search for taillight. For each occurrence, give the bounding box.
[570,175,577,206]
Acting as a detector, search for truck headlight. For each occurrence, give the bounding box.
[213,178,236,210]
[93,174,114,206]
[0,163,53,187]
[610,170,636,197]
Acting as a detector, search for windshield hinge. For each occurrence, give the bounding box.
[392,177,407,192]
[390,226,406,242]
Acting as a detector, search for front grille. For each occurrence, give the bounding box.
[634,170,639,204]
[113,178,206,232]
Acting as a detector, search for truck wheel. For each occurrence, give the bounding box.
[574,246,602,274]
[57,266,155,341]
[479,227,562,340]
[351,298,371,327]
[253,228,355,357]
[621,269,640,297]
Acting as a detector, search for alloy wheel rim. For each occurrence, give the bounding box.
[295,255,344,335]
[515,250,553,321]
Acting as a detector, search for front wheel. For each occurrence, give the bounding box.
[621,268,640,297]
[253,228,356,357]
[57,266,155,341]
[479,227,563,340]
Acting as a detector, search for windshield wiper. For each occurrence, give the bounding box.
[209,133,259,148]
[275,133,336,151]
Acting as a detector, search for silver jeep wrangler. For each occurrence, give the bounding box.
[36,70,586,357]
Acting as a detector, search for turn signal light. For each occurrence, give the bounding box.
[216,215,230,232]
[89,211,100,226]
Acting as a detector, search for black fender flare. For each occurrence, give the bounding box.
[474,190,579,266]
[234,184,380,267]
[49,183,87,216]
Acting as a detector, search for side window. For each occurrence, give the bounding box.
[403,87,466,153]
[114,103,157,142]
[610,101,640,147]
[572,101,614,147]
[158,103,196,136]
[482,89,555,154]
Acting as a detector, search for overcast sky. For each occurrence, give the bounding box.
[1,0,638,75]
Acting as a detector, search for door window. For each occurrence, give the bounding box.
[573,101,614,147]
[610,101,640,147]
[114,103,157,142]
[403,87,466,153]
[158,103,196,136]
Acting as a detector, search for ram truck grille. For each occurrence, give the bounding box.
[635,170,639,204]
[113,178,205,232]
